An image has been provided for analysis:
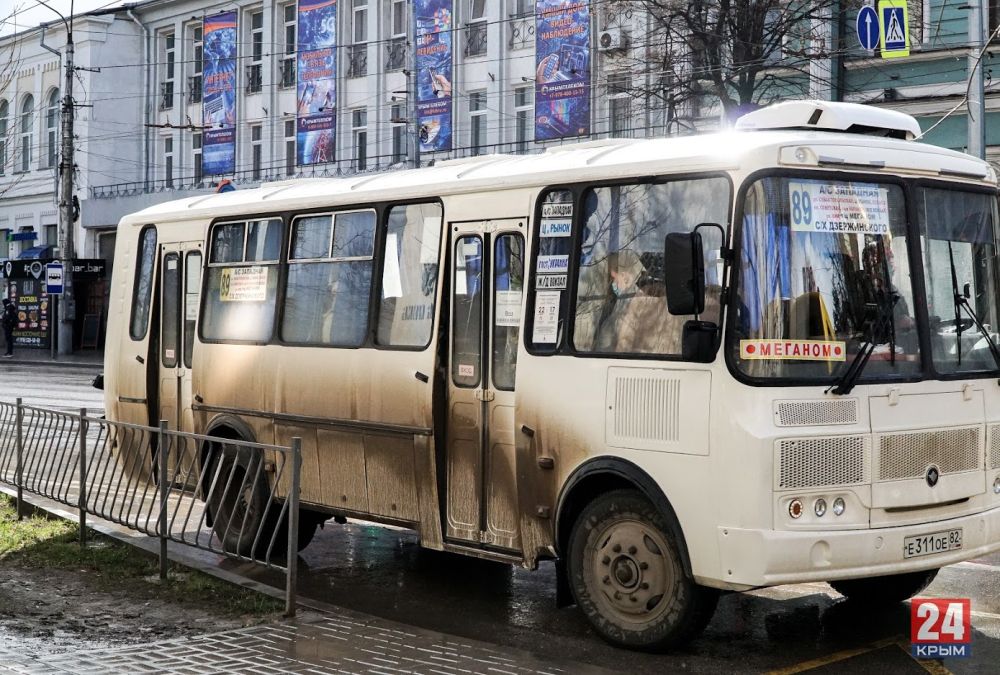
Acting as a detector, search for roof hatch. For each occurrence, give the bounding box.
[735,100,921,141]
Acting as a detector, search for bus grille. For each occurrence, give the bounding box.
[876,427,981,481]
[774,399,858,427]
[777,435,868,489]
[990,424,1000,470]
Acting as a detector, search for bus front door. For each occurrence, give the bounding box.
[157,243,202,475]
[446,220,525,551]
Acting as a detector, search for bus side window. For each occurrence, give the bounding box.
[282,210,376,347]
[376,202,443,348]
[130,225,157,340]
[201,219,281,343]
[528,190,573,352]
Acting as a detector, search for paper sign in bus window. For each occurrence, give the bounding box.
[788,180,890,235]
[537,254,569,274]
[495,290,522,326]
[220,266,268,302]
[740,339,846,361]
[533,290,560,343]
[540,219,572,237]
[536,274,567,290]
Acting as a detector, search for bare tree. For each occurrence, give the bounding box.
[617,0,842,127]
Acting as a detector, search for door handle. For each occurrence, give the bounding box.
[475,389,495,402]
[135,355,145,364]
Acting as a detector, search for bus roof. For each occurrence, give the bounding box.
[125,128,996,225]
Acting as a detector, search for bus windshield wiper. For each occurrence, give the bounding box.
[827,292,899,396]
[947,242,1000,369]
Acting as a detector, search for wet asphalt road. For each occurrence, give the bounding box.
[8,363,1000,673]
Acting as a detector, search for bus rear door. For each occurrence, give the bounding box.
[446,220,526,551]
[157,243,203,474]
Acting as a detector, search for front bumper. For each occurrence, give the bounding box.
[713,504,1000,590]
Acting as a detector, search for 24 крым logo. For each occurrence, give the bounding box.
[911,598,971,658]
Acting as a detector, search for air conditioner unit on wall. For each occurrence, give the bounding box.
[598,28,627,52]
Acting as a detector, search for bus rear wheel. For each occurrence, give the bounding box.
[567,489,719,652]
[829,569,939,605]
[206,446,320,558]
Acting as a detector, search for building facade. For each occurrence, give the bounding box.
[2,0,1000,349]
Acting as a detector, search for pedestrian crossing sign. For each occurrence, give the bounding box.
[878,0,910,58]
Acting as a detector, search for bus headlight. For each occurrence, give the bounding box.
[789,499,803,519]
[993,477,1000,495]
[833,497,846,516]
[814,498,827,517]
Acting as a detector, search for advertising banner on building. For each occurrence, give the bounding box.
[535,0,590,141]
[415,0,453,153]
[297,0,337,165]
[202,11,238,175]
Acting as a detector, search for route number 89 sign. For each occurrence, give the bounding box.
[787,180,891,235]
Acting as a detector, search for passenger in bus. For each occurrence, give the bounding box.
[594,250,674,353]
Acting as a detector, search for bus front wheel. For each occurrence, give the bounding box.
[567,489,719,651]
[829,569,939,605]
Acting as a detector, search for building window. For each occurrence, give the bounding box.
[160,32,175,110]
[469,90,487,155]
[19,95,33,172]
[188,25,203,103]
[0,99,8,175]
[465,0,487,57]
[251,124,262,180]
[0,230,9,259]
[349,0,369,78]
[282,3,297,88]
[45,224,57,246]
[608,73,631,138]
[512,0,532,16]
[386,0,407,71]
[514,86,532,153]
[193,132,203,182]
[285,119,296,175]
[391,103,405,164]
[352,108,367,171]
[46,89,59,168]
[164,136,173,187]
[246,11,264,94]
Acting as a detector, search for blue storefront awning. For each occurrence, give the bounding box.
[17,245,55,260]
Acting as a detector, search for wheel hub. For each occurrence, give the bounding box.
[590,519,671,622]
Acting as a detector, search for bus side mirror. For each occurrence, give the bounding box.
[664,231,705,316]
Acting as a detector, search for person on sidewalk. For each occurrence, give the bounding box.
[2,299,16,357]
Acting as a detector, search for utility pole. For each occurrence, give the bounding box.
[57,19,76,356]
[968,0,986,159]
[409,8,421,169]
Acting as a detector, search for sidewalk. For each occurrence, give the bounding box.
[0,602,602,675]
[1,348,104,369]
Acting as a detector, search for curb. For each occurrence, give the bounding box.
[2,357,103,369]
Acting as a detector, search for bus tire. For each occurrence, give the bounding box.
[207,446,323,557]
[829,569,939,605]
[567,489,718,651]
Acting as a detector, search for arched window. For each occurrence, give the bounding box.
[20,95,33,172]
[0,99,8,175]
[46,89,59,168]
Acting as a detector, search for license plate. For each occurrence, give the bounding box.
[903,529,963,559]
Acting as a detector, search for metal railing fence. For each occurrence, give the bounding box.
[0,399,301,615]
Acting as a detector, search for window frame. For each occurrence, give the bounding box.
[199,217,285,345]
[280,207,378,347]
[0,98,7,175]
[722,168,1000,388]
[524,172,735,361]
[129,225,158,341]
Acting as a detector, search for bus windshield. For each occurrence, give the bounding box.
[733,176,1000,382]
[733,176,919,381]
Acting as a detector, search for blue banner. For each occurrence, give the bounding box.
[535,1,590,141]
[297,0,337,165]
[415,0,453,153]
[202,11,237,175]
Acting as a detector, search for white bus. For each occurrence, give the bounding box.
[105,101,1000,650]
